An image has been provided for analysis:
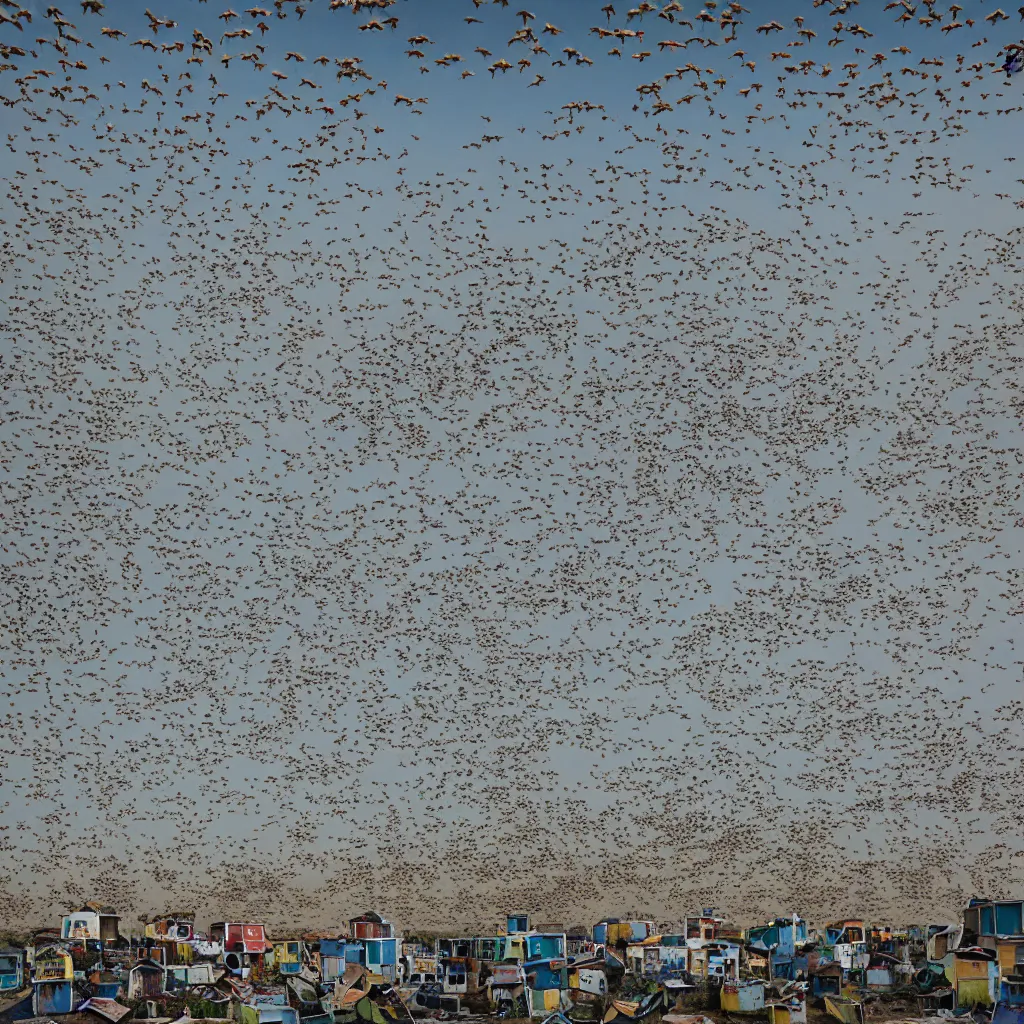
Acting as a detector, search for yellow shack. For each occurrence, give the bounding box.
[953,949,998,1009]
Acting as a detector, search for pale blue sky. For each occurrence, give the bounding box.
[1,0,1023,935]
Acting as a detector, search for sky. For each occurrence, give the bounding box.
[1,0,1024,937]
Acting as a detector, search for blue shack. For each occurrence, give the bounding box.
[319,939,348,983]
[526,934,567,961]
[0,948,25,993]
[747,916,809,980]
[507,914,532,935]
[364,937,399,982]
[525,957,569,1017]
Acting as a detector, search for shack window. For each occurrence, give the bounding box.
[287,943,299,955]
[981,907,996,935]
[964,910,980,935]
[996,905,1023,937]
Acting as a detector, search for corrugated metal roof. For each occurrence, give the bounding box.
[78,997,132,1023]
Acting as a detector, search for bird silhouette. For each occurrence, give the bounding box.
[0,0,1019,943]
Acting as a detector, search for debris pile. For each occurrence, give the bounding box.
[4,902,1023,1024]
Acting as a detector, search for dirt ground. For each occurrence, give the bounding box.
[0,989,31,1023]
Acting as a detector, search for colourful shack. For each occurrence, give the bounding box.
[721,980,766,1014]
[964,900,1024,982]
[0,948,25,994]
[61,904,121,946]
[32,944,75,1016]
[565,956,607,1022]
[821,921,869,973]
[349,913,393,941]
[126,957,165,1000]
[686,911,725,944]
[507,913,533,935]
[594,920,656,950]
[142,913,195,966]
[319,939,349,983]
[488,962,529,1019]
[953,948,999,1009]
[211,921,273,978]
[272,940,307,977]
[363,936,400,983]
[525,956,570,1018]
[747,916,810,981]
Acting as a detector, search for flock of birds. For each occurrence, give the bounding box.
[1,0,1024,937]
